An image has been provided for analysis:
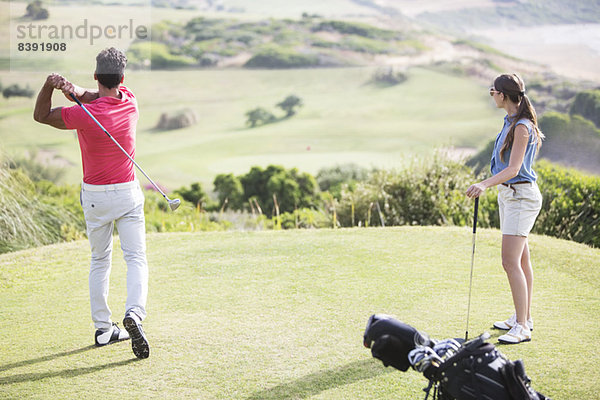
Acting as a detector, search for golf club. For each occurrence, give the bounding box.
[69,93,180,211]
[465,196,479,341]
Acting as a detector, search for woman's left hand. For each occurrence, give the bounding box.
[466,183,486,199]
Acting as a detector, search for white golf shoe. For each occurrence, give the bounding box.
[498,323,531,344]
[95,322,130,346]
[493,313,533,331]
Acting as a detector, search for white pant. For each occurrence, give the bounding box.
[81,180,148,331]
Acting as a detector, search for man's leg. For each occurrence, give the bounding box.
[87,220,114,331]
[115,186,150,359]
[115,202,148,320]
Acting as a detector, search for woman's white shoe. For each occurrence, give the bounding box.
[498,323,532,344]
[493,313,533,331]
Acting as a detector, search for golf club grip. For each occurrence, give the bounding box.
[69,92,83,106]
[473,197,479,234]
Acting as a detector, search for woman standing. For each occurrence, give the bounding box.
[466,73,544,344]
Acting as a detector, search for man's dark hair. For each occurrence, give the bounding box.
[95,47,127,89]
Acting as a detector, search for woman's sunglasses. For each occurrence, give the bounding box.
[489,87,501,96]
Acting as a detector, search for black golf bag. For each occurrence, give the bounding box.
[363,315,550,400]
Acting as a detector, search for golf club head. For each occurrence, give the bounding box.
[168,198,181,211]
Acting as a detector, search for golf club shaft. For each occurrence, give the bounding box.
[69,93,170,201]
[465,197,479,341]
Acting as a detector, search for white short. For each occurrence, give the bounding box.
[497,182,542,237]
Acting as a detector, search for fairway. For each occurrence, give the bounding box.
[0,67,500,190]
[1,227,598,399]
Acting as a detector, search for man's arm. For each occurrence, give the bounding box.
[33,74,67,129]
[62,83,99,104]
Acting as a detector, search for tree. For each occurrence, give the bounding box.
[245,107,276,128]
[25,1,49,20]
[213,173,244,210]
[174,182,207,209]
[276,95,303,117]
[239,165,319,215]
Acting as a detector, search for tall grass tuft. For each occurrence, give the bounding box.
[0,157,85,254]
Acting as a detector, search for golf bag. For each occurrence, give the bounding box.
[363,315,550,400]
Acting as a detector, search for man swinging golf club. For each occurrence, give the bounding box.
[33,47,150,359]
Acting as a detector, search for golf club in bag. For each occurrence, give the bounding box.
[69,93,181,211]
[363,314,550,400]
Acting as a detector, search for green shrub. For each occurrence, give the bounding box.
[6,151,66,183]
[240,165,319,216]
[371,67,408,86]
[540,111,600,140]
[314,20,398,40]
[129,42,196,69]
[244,45,319,69]
[534,161,600,247]
[340,36,393,54]
[570,90,600,128]
[174,182,216,210]
[316,164,370,199]
[337,155,496,228]
[280,208,332,229]
[2,84,34,99]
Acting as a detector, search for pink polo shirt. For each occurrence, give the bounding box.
[61,86,139,185]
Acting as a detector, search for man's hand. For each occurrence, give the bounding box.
[46,73,75,94]
[34,74,68,129]
[46,73,98,103]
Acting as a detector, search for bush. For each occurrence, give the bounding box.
[537,111,600,173]
[244,45,319,69]
[336,154,599,247]
[6,151,66,183]
[2,84,34,99]
[280,208,332,229]
[371,67,408,86]
[337,154,496,228]
[340,36,393,54]
[316,163,370,199]
[174,182,215,210]
[570,90,600,128]
[240,165,319,216]
[156,109,198,130]
[129,42,196,69]
[534,161,600,247]
[314,20,398,40]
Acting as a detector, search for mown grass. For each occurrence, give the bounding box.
[0,67,501,190]
[0,227,598,399]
